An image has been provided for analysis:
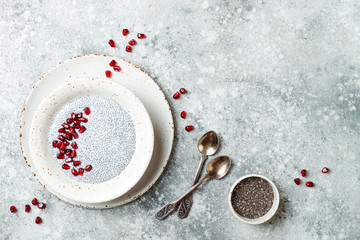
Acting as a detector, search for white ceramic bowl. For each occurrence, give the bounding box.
[228,174,280,224]
[29,77,154,203]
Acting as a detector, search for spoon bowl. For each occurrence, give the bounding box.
[197,131,219,156]
[206,156,231,179]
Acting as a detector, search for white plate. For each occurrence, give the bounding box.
[20,54,174,208]
[29,78,154,203]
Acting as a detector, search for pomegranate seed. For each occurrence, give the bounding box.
[32,198,38,205]
[84,107,90,115]
[58,128,65,133]
[179,88,187,94]
[73,119,81,125]
[60,142,66,150]
[56,141,62,148]
[62,123,70,129]
[71,112,76,119]
[63,140,70,146]
[85,165,92,172]
[305,181,314,187]
[69,127,75,133]
[60,149,66,154]
[322,167,330,173]
[65,149,72,157]
[35,216,42,224]
[74,124,81,129]
[37,203,46,209]
[185,126,194,132]
[71,168,78,176]
[78,168,84,176]
[108,39,115,47]
[57,154,65,159]
[301,169,307,177]
[25,204,31,213]
[109,60,117,67]
[64,132,72,140]
[137,33,146,39]
[294,178,301,185]
[10,206,17,213]
[52,140,58,148]
[70,150,77,158]
[79,117,88,122]
[126,45,132,52]
[62,164,70,170]
[72,131,79,139]
[76,113,83,118]
[113,66,121,72]
[66,118,73,124]
[180,111,187,119]
[79,126,86,133]
[65,158,73,163]
[173,92,180,99]
[105,70,112,78]
[71,142,78,149]
[73,161,81,167]
[128,39,136,46]
[122,29,129,36]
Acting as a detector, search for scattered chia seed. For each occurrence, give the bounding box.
[231,177,274,219]
[48,95,136,183]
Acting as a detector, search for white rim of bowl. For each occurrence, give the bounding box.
[228,174,280,224]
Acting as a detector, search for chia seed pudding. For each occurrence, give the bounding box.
[231,177,274,219]
[48,95,136,183]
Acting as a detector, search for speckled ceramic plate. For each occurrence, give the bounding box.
[29,78,154,203]
[20,54,174,208]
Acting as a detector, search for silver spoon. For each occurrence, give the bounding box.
[156,156,231,220]
[177,131,220,218]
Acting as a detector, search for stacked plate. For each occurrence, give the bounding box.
[20,55,174,208]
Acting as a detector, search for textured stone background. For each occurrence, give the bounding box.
[1,0,360,239]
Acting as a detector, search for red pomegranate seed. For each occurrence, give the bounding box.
[85,165,92,172]
[65,149,72,157]
[305,181,314,187]
[79,117,88,122]
[73,119,81,125]
[63,140,70,146]
[78,168,84,176]
[79,126,86,133]
[71,142,78,149]
[66,118,73,124]
[62,123,70,129]
[301,169,307,177]
[69,127,75,133]
[71,168,78,176]
[105,70,112,78]
[60,142,66,150]
[73,161,81,167]
[10,206,17,213]
[128,39,136,46]
[185,126,194,132]
[126,45,132,52]
[62,164,70,169]
[65,158,73,163]
[74,124,81,129]
[137,33,146,39]
[64,132,72,140]
[84,107,90,115]
[294,178,301,185]
[113,66,121,72]
[58,128,65,133]
[72,131,79,139]
[35,216,42,224]
[173,92,180,99]
[322,167,330,173]
[109,60,117,67]
[57,154,65,159]
[108,39,115,47]
[52,140,58,148]
[56,141,62,148]
[32,198,38,205]
[60,149,66,154]
[179,88,187,94]
[76,113,83,118]
[122,29,129,36]
[71,112,76,119]
[180,111,187,119]
[70,150,77,158]
[25,204,31,213]
[38,203,46,209]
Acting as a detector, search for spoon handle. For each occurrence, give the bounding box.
[156,175,210,220]
[177,154,207,219]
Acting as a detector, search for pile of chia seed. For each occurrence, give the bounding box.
[48,95,136,183]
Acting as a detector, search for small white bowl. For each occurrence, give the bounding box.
[228,174,280,224]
